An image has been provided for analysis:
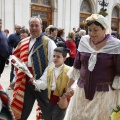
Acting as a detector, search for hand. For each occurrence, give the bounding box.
[60,94,67,99]
[29,77,35,84]
[58,94,68,109]
[64,88,74,98]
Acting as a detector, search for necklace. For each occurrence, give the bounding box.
[91,34,110,49]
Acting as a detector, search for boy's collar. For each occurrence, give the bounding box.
[54,64,64,69]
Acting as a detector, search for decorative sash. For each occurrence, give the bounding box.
[31,36,49,79]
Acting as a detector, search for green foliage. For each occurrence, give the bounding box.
[112,105,120,113]
[98,10,108,17]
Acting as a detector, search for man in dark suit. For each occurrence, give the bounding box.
[0,19,9,77]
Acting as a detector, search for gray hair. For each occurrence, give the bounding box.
[79,30,86,36]
[29,16,42,24]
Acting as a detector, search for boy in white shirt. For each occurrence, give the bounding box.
[30,47,72,120]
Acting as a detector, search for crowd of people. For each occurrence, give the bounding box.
[0,13,120,120]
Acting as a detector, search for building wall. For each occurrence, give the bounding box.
[0,0,31,34]
[55,0,120,37]
[0,0,120,36]
[56,0,80,37]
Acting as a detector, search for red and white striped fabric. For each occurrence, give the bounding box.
[11,37,30,119]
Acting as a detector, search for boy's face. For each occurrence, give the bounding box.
[53,51,66,67]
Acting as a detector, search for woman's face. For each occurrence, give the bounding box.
[21,32,29,39]
[88,23,106,41]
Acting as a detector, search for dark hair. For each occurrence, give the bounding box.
[54,47,70,57]
[87,20,105,30]
[73,27,76,30]
[49,27,58,34]
[57,28,64,37]
[4,29,9,34]
[0,19,2,22]
[20,26,30,35]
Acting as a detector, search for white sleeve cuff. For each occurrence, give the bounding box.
[33,80,47,91]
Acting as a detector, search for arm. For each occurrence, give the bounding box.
[64,79,75,98]
[29,70,48,91]
[65,52,81,97]
[67,78,75,89]
[8,34,14,48]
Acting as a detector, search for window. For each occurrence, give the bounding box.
[31,0,51,6]
[31,0,52,31]
[31,11,47,19]
[80,0,91,13]
[111,7,119,35]
[80,0,92,30]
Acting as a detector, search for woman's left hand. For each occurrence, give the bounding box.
[64,89,74,98]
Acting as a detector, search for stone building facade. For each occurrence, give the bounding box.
[0,0,120,37]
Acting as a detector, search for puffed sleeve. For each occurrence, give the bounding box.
[67,52,81,81]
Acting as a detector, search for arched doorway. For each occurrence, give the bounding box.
[111,6,119,36]
[31,0,52,31]
[80,0,92,30]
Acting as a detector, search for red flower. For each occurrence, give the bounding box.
[11,59,16,63]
